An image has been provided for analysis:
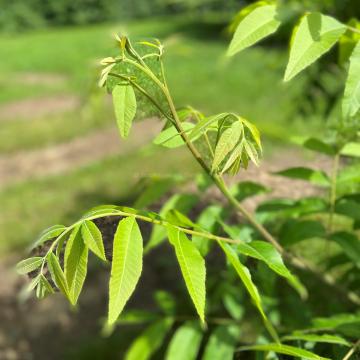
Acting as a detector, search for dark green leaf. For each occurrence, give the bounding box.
[230,181,270,202]
[329,232,360,266]
[274,167,330,186]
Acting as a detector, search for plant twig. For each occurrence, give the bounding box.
[342,339,360,360]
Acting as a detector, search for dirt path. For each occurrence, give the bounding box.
[0,118,162,188]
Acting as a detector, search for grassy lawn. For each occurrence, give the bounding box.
[0,16,313,153]
[0,144,198,254]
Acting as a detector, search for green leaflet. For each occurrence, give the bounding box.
[284,13,346,81]
[274,167,330,187]
[81,220,106,261]
[202,325,241,360]
[341,142,360,158]
[282,333,350,347]
[230,181,269,202]
[30,224,66,250]
[16,257,43,275]
[112,84,137,138]
[342,41,360,119]
[153,122,195,148]
[36,274,54,299]
[228,5,281,56]
[329,232,360,266]
[108,216,143,325]
[212,121,242,172]
[47,252,69,299]
[236,241,307,298]
[238,343,330,360]
[221,141,245,174]
[167,225,206,323]
[217,241,278,341]
[125,318,174,360]
[189,113,229,140]
[192,205,223,256]
[64,225,88,305]
[165,321,202,360]
[145,194,198,253]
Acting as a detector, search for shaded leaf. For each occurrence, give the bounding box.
[125,318,174,360]
[16,257,43,275]
[165,322,202,360]
[274,167,330,186]
[280,220,325,246]
[202,325,241,360]
[167,226,206,322]
[329,232,360,266]
[284,13,346,81]
[112,84,137,138]
[108,217,143,325]
[230,181,269,202]
[47,252,69,298]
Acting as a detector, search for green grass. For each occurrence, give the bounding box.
[0,144,198,254]
[0,16,312,153]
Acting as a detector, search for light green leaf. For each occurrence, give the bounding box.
[16,257,43,275]
[30,225,66,250]
[112,84,137,138]
[343,41,360,118]
[274,167,330,186]
[167,226,206,322]
[64,225,88,305]
[238,343,330,359]
[36,274,54,299]
[284,13,346,81]
[237,241,307,298]
[202,325,241,360]
[341,142,360,158]
[221,141,244,174]
[108,216,143,325]
[145,194,198,253]
[81,220,106,261]
[153,123,194,148]
[228,5,281,56]
[192,205,223,256]
[217,241,277,341]
[47,252,69,298]
[189,113,229,140]
[125,318,174,360]
[282,333,350,347]
[165,321,202,360]
[212,121,243,172]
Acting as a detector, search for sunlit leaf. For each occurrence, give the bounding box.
[47,252,69,298]
[228,5,281,56]
[153,122,194,148]
[30,225,66,250]
[167,226,206,322]
[284,13,346,81]
[64,225,88,305]
[108,216,143,325]
[343,41,360,119]
[238,343,330,360]
[282,333,350,347]
[237,241,307,298]
[81,220,106,261]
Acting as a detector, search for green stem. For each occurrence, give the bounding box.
[328,153,340,233]
[347,25,360,35]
